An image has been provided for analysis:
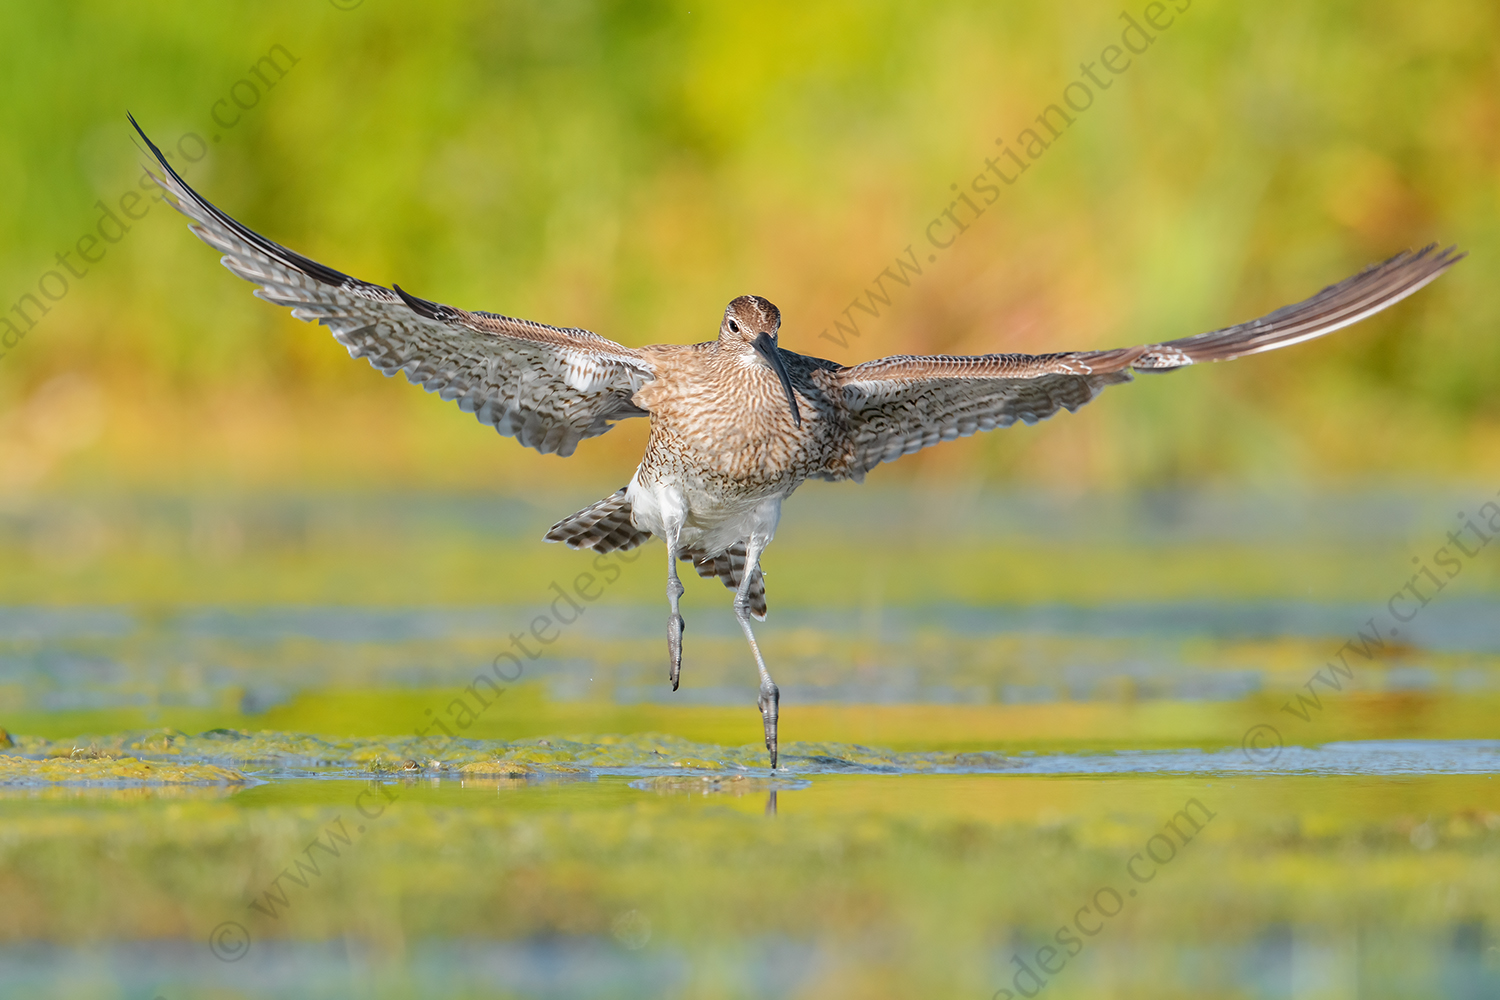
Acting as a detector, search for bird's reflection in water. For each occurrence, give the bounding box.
[766,790,777,817]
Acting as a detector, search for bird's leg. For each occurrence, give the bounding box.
[664,519,686,692]
[734,534,779,768]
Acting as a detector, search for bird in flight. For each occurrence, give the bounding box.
[131,116,1461,768]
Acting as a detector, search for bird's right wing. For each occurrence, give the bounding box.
[833,244,1462,479]
[132,115,654,457]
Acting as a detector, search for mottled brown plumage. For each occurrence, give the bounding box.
[134,114,1462,769]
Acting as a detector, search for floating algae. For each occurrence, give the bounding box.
[0,754,245,786]
[460,760,536,777]
[629,775,812,795]
[2,729,1021,778]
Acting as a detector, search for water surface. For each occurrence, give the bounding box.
[3,487,1498,998]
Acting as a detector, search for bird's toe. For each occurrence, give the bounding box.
[757,682,780,769]
[667,613,685,691]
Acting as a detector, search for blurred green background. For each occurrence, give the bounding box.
[0,0,1494,497]
[3,6,1500,998]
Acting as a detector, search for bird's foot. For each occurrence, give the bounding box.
[757,681,779,769]
[667,613,685,691]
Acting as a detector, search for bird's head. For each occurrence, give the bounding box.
[719,295,800,427]
[719,294,781,346]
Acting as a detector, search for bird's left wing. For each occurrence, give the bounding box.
[829,349,1132,480]
[832,244,1461,480]
[131,116,653,457]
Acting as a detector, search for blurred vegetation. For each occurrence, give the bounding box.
[0,0,1495,496]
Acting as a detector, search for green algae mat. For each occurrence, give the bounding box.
[4,710,1500,998]
[4,488,1500,997]
[3,762,1499,998]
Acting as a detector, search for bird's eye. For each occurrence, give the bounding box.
[728,320,740,333]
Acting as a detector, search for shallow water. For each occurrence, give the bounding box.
[3,488,1499,998]
[3,767,1499,998]
[9,730,1500,782]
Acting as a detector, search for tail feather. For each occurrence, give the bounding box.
[544,488,654,553]
[681,544,767,620]
[545,490,768,619]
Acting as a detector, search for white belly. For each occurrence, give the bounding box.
[626,470,783,554]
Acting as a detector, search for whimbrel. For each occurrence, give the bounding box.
[132,118,1462,768]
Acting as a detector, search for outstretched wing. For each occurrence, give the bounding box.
[834,245,1462,479]
[131,115,653,457]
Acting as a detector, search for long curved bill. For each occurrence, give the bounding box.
[752,332,802,428]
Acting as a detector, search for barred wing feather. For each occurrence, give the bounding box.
[834,244,1461,479]
[131,115,653,457]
